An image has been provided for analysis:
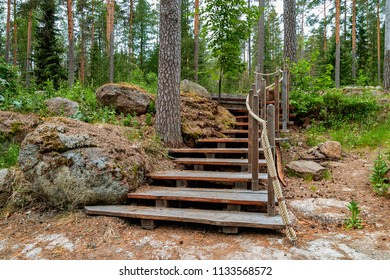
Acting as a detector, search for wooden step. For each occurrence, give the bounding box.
[221,129,251,135]
[173,157,266,166]
[235,115,248,120]
[128,187,274,206]
[235,122,248,127]
[149,170,268,183]
[169,148,261,154]
[197,138,249,143]
[85,205,285,230]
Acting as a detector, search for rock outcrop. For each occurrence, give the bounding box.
[18,118,150,209]
[0,111,41,144]
[286,160,327,181]
[180,79,212,100]
[96,83,153,115]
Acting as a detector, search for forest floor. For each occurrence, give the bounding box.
[0,127,389,260]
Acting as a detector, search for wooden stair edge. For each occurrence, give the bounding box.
[84,205,286,229]
[172,157,267,166]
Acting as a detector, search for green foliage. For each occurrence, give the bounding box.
[345,200,363,230]
[370,153,390,196]
[145,113,152,126]
[0,142,20,169]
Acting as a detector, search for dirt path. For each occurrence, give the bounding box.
[1,137,389,260]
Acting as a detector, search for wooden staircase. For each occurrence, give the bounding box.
[86,72,294,234]
[86,94,288,234]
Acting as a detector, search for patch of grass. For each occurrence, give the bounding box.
[0,142,20,168]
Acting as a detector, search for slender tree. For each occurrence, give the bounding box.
[324,0,327,52]
[106,0,115,82]
[5,0,11,63]
[258,0,265,72]
[352,0,357,80]
[283,0,297,63]
[129,0,134,66]
[156,0,183,147]
[67,0,75,87]
[385,0,390,89]
[26,7,33,86]
[377,0,381,85]
[194,0,200,82]
[12,0,17,67]
[335,0,340,87]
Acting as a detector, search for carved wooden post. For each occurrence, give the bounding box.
[267,104,276,216]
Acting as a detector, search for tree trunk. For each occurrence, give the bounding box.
[384,0,390,89]
[106,0,115,82]
[129,0,134,67]
[5,0,11,63]
[324,0,327,52]
[12,0,17,67]
[156,0,183,147]
[194,0,199,82]
[26,8,33,87]
[300,1,305,59]
[80,2,86,85]
[91,0,95,52]
[247,0,251,74]
[352,0,357,80]
[283,0,297,64]
[258,0,265,72]
[377,1,381,85]
[335,0,341,88]
[67,0,75,87]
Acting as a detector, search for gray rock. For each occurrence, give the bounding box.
[18,118,149,209]
[319,141,342,159]
[286,160,327,180]
[290,198,349,224]
[180,79,212,100]
[0,111,41,144]
[0,169,10,206]
[45,97,79,117]
[96,83,153,115]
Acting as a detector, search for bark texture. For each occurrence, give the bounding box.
[12,0,17,67]
[156,0,183,147]
[194,0,199,82]
[385,0,390,90]
[67,0,75,87]
[283,0,297,64]
[5,0,11,63]
[106,0,115,83]
[335,0,341,88]
[258,0,265,72]
[352,0,357,80]
[26,8,33,87]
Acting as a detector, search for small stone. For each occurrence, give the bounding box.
[286,160,327,181]
[319,141,342,159]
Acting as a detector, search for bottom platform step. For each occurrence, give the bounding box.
[84,205,285,230]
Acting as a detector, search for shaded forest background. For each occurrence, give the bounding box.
[0,0,388,95]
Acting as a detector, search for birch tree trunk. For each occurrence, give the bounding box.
[156,0,183,147]
[384,0,390,89]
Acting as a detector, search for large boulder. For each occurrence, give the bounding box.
[286,160,327,181]
[45,97,79,117]
[18,118,150,209]
[0,169,9,206]
[180,91,235,146]
[96,83,153,115]
[0,111,41,144]
[180,80,212,100]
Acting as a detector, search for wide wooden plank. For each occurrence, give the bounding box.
[221,130,251,134]
[84,205,286,229]
[128,187,272,205]
[173,157,266,166]
[235,122,248,126]
[197,138,249,143]
[169,148,262,154]
[149,170,268,182]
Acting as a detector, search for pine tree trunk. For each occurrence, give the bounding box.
[194,0,199,82]
[384,0,390,90]
[106,0,115,83]
[283,0,297,64]
[5,0,11,63]
[156,0,183,147]
[91,0,95,52]
[258,0,265,72]
[335,0,341,88]
[26,8,33,87]
[67,0,75,87]
[129,0,134,67]
[377,1,381,85]
[324,0,327,52]
[12,0,17,67]
[352,0,357,80]
[80,3,86,85]
[247,0,251,74]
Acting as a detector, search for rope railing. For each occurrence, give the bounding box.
[245,91,297,244]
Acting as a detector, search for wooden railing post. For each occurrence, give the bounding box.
[274,72,280,137]
[260,78,266,120]
[267,104,276,216]
[251,82,260,191]
[247,85,254,174]
[281,69,288,132]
